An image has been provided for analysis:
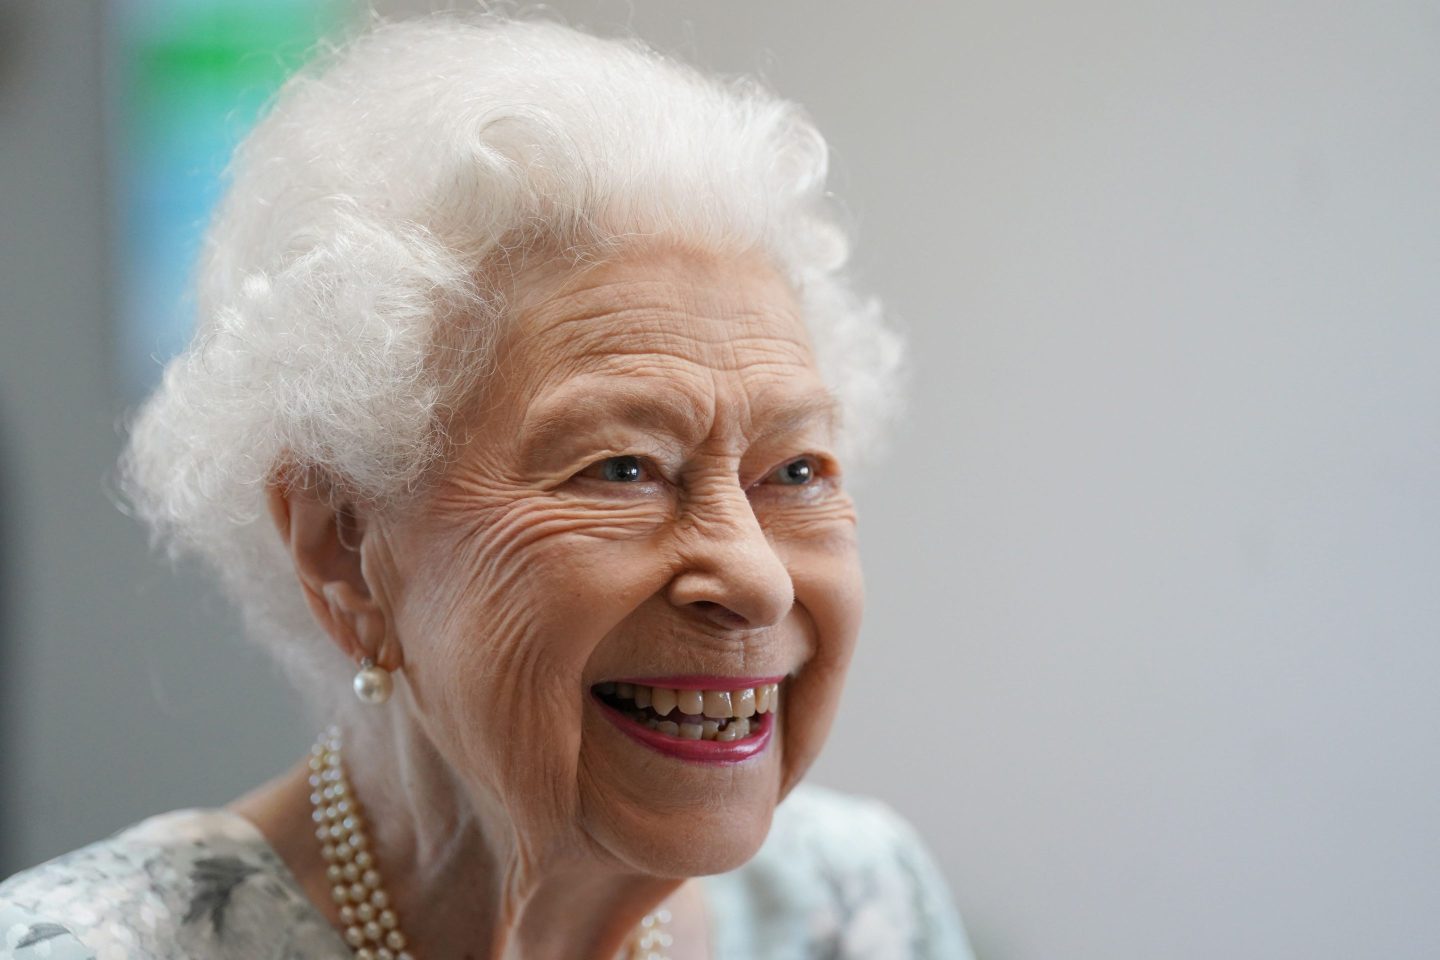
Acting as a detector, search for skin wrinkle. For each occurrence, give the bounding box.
[235,245,864,960]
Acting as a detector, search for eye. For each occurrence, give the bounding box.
[763,456,818,486]
[579,455,654,483]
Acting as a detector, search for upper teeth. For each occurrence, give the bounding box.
[599,682,779,718]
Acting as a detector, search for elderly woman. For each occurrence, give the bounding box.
[0,15,970,960]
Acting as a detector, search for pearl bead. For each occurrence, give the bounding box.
[309,728,675,960]
[353,663,393,704]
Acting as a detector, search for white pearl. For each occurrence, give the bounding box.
[353,664,394,704]
[308,728,683,960]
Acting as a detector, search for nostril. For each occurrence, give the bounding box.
[692,600,749,629]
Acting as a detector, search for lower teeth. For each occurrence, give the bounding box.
[640,713,752,741]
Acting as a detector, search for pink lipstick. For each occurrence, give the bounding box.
[590,690,777,765]
[608,674,787,690]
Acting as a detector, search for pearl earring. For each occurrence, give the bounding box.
[352,656,393,705]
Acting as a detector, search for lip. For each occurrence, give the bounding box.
[604,674,787,690]
[591,691,774,765]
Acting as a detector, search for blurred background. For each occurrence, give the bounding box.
[2,1,1437,957]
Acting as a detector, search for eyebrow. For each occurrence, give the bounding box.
[518,381,842,463]
[747,389,843,443]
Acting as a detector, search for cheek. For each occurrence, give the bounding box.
[769,511,865,792]
[389,493,675,800]
[762,496,865,666]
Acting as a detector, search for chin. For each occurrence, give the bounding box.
[587,794,780,878]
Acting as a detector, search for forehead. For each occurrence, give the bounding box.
[487,247,832,430]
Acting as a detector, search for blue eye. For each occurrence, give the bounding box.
[591,456,649,482]
[767,457,816,486]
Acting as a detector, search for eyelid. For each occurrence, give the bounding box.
[574,454,662,483]
[757,454,825,486]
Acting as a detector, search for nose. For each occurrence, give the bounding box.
[666,484,794,630]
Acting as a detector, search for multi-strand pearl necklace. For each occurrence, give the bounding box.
[309,728,674,960]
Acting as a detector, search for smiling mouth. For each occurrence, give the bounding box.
[592,680,780,742]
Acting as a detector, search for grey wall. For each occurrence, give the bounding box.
[0,0,306,873]
[3,2,1438,958]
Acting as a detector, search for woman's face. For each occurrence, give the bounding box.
[370,246,863,876]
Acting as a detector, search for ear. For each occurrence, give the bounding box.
[264,469,398,672]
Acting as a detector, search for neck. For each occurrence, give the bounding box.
[231,715,687,960]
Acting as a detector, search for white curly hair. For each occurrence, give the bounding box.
[120,12,905,712]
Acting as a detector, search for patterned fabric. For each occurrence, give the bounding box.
[0,784,972,959]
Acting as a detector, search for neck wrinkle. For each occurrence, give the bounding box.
[339,710,686,960]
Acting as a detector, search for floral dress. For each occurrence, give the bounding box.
[0,783,973,959]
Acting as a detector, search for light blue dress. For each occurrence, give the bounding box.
[0,784,973,959]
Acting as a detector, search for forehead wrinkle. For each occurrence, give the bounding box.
[529,307,813,365]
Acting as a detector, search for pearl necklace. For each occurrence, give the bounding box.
[309,728,673,960]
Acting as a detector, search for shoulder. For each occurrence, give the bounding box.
[0,809,345,960]
[705,783,975,960]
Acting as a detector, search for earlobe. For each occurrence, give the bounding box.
[264,472,400,672]
[320,580,393,667]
